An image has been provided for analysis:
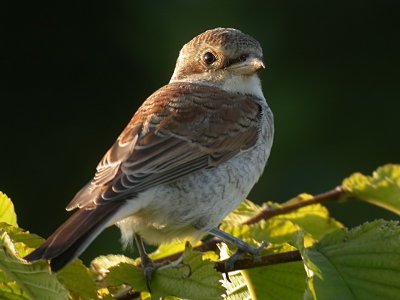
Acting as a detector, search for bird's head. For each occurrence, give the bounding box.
[170,28,265,91]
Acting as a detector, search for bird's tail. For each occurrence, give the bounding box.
[24,201,125,271]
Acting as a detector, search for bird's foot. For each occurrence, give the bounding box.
[141,256,156,291]
[224,241,268,272]
[208,227,268,273]
[139,255,172,292]
[141,255,183,292]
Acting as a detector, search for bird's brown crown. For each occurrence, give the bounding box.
[188,28,262,56]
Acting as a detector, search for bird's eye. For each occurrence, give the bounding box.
[203,52,216,65]
[239,54,248,62]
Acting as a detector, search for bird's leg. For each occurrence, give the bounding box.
[208,228,268,272]
[135,233,182,291]
[134,233,156,291]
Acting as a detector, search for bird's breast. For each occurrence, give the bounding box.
[117,103,273,246]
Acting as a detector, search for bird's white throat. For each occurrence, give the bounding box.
[222,74,264,99]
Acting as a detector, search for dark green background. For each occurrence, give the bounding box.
[2,1,400,263]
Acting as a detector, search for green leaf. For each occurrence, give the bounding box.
[106,262,148,297]
[0,231,68,300]
[104,244,224,299]
[0,223,44,257]
[298,220,400,300]
[221,270,253,300]
[343,164,400,215]
[217,243,254,300]
[92,254,144,297]
[218,241,306,300]
[247,261,306,300]
[0,281,31,300]
[221,200,301,246]
[0,192,17,227]
[151,245,224,299]
[91,254,137,275]
[57,260,97,300]
[149,240,197,261]
[276,194,343,240]
[221,199,342,247]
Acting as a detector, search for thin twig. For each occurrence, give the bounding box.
[243,186,346,225]
[214,250,302,273]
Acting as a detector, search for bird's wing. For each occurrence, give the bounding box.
[66,82,263,210]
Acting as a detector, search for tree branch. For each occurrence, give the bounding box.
[243,185,346,225]
[214,250,302,273]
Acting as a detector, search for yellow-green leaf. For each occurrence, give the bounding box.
[104,244,224,299]
[221,200,301,246]
[151,244,225,299]
[0,223,44,257]
[217,243,254,300]
[275,202,343,240]
[343,164,400,215]
[0,193,17,227]
[0,281,31,300]
[149,240,190,261]
[247,261,306,300]
[221,199,342,248]
[221,269,253,300]
[57,260,97,300]
[104,261,147,295]
[0,232,68,300]
[91,254,137,274]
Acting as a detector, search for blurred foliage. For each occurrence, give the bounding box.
[2,1,400,264]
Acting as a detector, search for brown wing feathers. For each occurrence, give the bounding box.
[24,82,261,270]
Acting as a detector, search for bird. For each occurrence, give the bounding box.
[25,27,274,283]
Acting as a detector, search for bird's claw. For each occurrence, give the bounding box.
[247,240,268,255]
[142,262,156,292]
[141,257,171,291]
[225,241,268,272]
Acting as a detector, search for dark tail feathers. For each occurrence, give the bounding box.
[24,201,124,271]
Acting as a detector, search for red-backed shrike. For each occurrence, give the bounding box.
[25,27,274,282]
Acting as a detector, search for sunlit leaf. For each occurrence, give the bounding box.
[221,199,341,248]
[0,232,68,300]
[149,240,194,261]
[151,244,224,299]
[276,194,343,239]
[247,261,306,300]
[104,244,224,299]
[0,193,17,227]
[0,223,43,257]
[57,260,97,300]
[0,281,30,300]
[218,243,254,300]
[221,200,301,246]
[105,261,147,295]
[221,270,253,300]
[91,254,137,275]
[343,164,400,215]
[92,254,143,297]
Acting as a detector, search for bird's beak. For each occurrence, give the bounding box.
[227,57,265,76]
